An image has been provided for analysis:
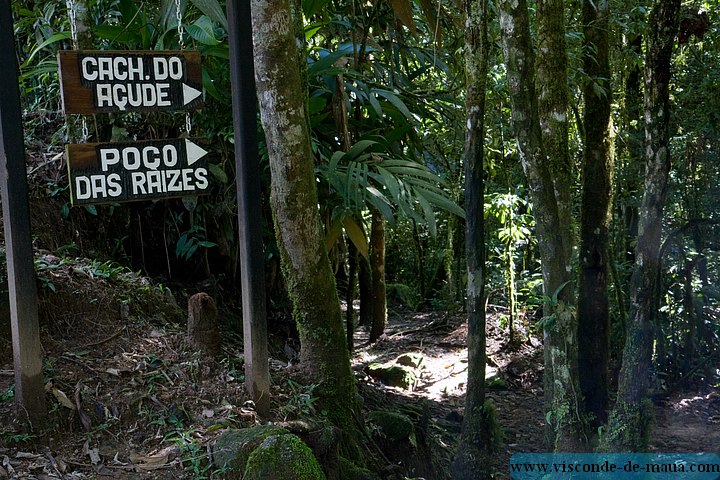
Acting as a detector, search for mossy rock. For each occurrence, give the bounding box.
[339,456,381,480]
[243,433,326,480]
[368,410,415,443]
[213,425,289,478]
[366,363,416,389]
[396,353,424,369]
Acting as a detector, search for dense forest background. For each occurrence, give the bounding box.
[2,0,719,477]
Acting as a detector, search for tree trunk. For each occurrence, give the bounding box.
[452,0,498,478]
[358,253,372,327]
[368,209,386,343]
[605,0,681,451]
[536,0,572,263]
[346,237,358,352]
[498,0,585,450]
[251,0,360,439]
[578,0,613,432]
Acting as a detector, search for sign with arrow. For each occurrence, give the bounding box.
[58,50,203,114]
[66,138,211,204]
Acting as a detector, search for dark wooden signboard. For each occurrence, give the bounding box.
[66,138,210,204]
[58,50,203,114]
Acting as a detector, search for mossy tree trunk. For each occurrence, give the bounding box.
[605,0,681,451]
[251,0,359,436]
[451,0,498,477]
[578,0,613,432]
[368,209,386,343]
[498,0,586,450]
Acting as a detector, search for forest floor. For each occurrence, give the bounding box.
[0,269,719,479]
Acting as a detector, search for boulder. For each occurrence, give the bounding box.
[366,363,416,390]
[213,425,289,478]
[243,433,326,480]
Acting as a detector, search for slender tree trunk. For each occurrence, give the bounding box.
[605,0,681,451]
[578,0,613,431]
[251,0,360,439]
[452,0,498,477]
[369,208,386,342]
[346,238,358,352]
[358,253,372,326]
[498,0,585,450]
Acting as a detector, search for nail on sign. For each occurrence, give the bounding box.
[58,50,203,114]
[66,138,211,205]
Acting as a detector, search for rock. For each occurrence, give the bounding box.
[243,433,326,480]
[367,410,415,443]
[396,353,424,369]
[366,363,416,390]
[213,425,289,478]
[187,292,220,356]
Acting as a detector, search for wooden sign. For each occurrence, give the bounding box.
[66,138,210,205]
[58,50,203,114]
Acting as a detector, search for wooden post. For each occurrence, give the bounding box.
[226,0,270,416]
[0,1,47,423]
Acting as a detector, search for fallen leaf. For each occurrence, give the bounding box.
[201,408,215,418]
[51,388,76,410]
[87,448,101,466]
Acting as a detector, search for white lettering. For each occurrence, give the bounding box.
[194,168,208,190]
[81,57,98,81]
[156,83,171,107]
[182,169,195,191]
[131,172,147,195]
[99,148,120,171]
[143,146,161,170]
[75,176,92,200]
[96,84,113,107]
[106,173,122,197]
[147,171,163,193]
[98,57,113,81]
[163,145,178,167]
[123,147,142,170]
[166,170,182,191]
[168,57,183,80]
[153,57,168,80]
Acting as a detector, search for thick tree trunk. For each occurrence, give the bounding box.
[605,0,681,451]
[578,0,613,431]
[536,0,572,263]
[251,0,359,437]
[368,209,386,343]
[498,0,585,450]
[452,0,498,477]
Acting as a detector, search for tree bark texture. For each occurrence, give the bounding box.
[578,0,613,431]
[452,0,497,477]
[605,0,681,451]
[251,0,359,433]
[369,209,387,343]
[536,0,573,263]
[187,292,221,357]
[498,0,585,450]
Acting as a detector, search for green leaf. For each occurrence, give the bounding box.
[208,162,228,184]
[186,16,220,45]
[190,0,228,31]
[343,217,369,260]
[414,188,465,218]
[307,49,350,78]
[374,89,414,120]
[303,0,332,17]
[24,32,71,65]
[346,139,378,160]
[324,218,343,252]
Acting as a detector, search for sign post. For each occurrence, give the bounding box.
[66,138,210,204]
[227,0,270,416]
[58,50,203,114]
[0,1,47,422]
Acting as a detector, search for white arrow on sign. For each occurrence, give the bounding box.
[183,83,202,105]
[186,139,209,166]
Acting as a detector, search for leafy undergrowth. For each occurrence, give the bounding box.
[1,252,719,479]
